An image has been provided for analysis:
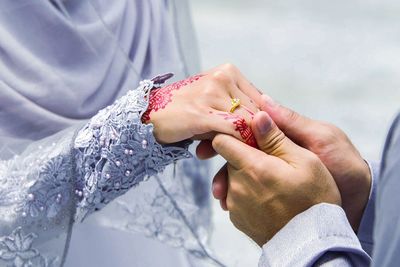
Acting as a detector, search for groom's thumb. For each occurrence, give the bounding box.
[251,111,303,162]
[259,94,314,146]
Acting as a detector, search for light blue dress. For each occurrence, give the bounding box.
[0,1,224,266]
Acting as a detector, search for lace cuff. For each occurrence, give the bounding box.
[73,75,191,221]
[0,75,196,267]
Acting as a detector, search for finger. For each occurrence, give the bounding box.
[236,77,263,107]
[212,164,228,200]
[195,91,258,158]
[259,94,315,145]
[220,64,264,106]
[251,111,307,164]
[231,83,259,111]
[200,109,257,147]
[208,85,258,147]
[203,67,259,117]
[213,133,289,183]
[212,133,266,170]
[230,86,260,118]
[196,140,217,159]
[210,83,258,119]
[225,163,247,212]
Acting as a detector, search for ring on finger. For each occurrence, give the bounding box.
[229,98,241,113]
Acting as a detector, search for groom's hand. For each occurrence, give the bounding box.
[212,111,341,246]
[260,95,371,231]
[200,94,371,231]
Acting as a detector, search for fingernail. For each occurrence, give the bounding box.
[256,112,272,135]
[262,94,277,107]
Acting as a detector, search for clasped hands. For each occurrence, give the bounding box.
[145,64,372,247]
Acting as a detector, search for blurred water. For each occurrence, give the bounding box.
[190,0,400,266]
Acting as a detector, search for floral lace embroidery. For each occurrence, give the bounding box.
[0,132,75,266]
[0,74,194,266]
[0,135,75,223]
[0,227,58,267]
[23,155,73,219]
[74,75,192,220]
[107,158,226,266]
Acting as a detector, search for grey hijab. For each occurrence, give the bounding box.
[0,0,199,145]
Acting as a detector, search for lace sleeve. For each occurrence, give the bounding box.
[0,75,192,267]
[73,75,191,221]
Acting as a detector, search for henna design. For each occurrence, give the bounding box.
[142,74,204,122]
[217,113,258,148]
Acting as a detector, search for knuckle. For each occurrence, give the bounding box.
[318,123,340,143]
[285,108,301,124]
[305,152,321,167]
[212,135,227,151]
[229,180,245,198]
[247,161,264,177]
[202,85,218,98]
[220,63,238,73]
[210,70,232,86]
[327,123,345,138]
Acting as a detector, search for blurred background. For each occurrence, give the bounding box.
[189,0,400,266]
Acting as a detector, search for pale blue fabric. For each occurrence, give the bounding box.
[0,0,224,267]
[259,113,400,267]
[0,76,219,267]
[259,203,370,267]
[372,113,400,266]
[0,0,193,143]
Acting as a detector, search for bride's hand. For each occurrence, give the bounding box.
[142,64,262,145]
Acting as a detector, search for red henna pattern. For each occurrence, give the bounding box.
[218,113,258,148]
[142,74,204,122]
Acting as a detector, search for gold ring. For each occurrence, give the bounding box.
[229,98,241,113]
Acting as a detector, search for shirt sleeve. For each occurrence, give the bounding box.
[356,161,379,256]
[259,203,371,267]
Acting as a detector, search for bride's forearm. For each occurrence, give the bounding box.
[0,77,193,266]
[74,76,192,221]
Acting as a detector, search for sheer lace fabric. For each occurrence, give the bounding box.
[0,77,223,267]
[73,78,191,221]
[0,0,226,266]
